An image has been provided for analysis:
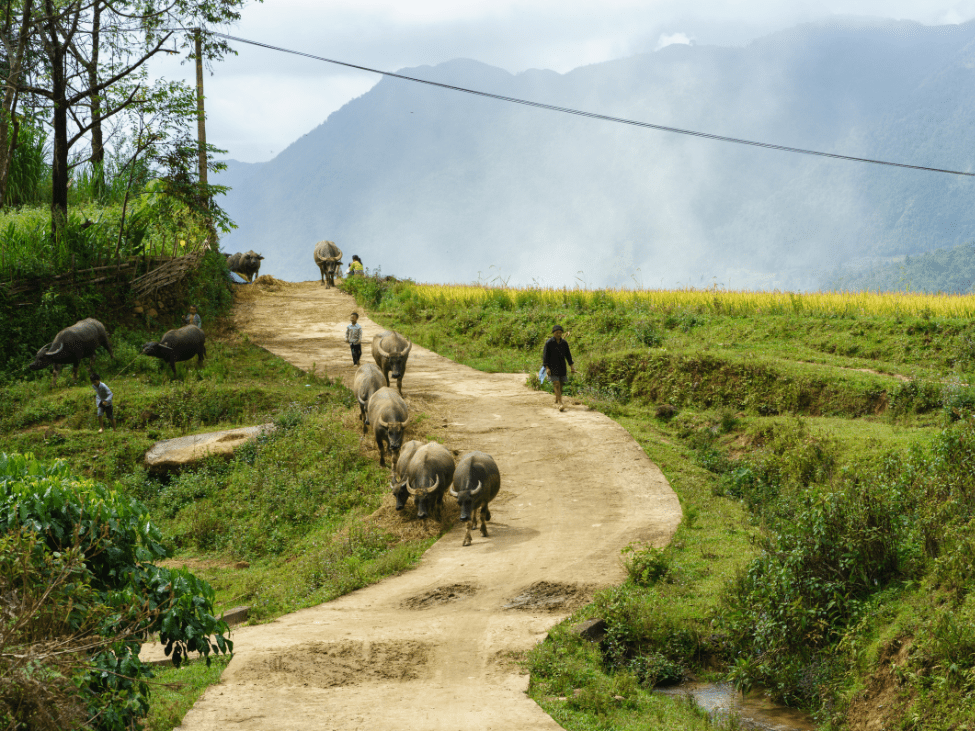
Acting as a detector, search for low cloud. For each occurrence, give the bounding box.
[655,32,694,50]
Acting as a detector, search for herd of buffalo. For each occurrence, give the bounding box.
[358,329,502,547]
[26,241,501,547]
[28,317,205,384]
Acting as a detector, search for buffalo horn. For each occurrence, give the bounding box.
[376,337,389,360]
[449,484,458,497]
[406,475,438,497]
[471,480,483,497]
[403,339,412,356]
[46,342,64,357]
[377,416,389,429]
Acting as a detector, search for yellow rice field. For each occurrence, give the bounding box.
[408,283,975,318]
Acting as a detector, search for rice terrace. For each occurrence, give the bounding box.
[5,259,975,730]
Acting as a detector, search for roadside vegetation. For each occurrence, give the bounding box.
[344,274,975,730]
[0,263,438,728]
[0,11,444,725]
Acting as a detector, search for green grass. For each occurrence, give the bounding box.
[1,309,448,728]
[1,332,441,618]
[526,404,758,727]
[344,275,975,730]
[145,656,231,731]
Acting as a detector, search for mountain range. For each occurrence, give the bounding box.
[215,17,975,290]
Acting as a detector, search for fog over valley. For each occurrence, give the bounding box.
[215,17,975,290]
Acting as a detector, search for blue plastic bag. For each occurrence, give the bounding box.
[538,366,547,384]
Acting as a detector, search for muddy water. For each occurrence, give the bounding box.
[656,683,816,731]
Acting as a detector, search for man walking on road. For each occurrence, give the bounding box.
[543,324,575,411]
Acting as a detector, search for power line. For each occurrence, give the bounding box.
[206,30,974,178]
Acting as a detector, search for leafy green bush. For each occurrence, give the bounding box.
[0,452,230,730]
[940,379,975,422]
[186,249,234,321]
[633,320,663,348]
[621,543,673,586]
[341,272,403,308]
[598,585,700,686]
[4,117,47,207]
[720,417,975,708]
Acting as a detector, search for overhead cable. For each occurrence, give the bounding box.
[204,30,973,178]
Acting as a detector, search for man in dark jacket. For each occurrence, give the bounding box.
[543,325,575,411]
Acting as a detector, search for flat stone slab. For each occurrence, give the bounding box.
[145,425,273,471]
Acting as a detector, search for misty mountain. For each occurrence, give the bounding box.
[825,242,975,294]
[216,17,975,290]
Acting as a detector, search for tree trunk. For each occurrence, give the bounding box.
[0,0,35,208]
[88,1,104,197]
[47,5,69,242]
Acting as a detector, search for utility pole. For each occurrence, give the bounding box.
[194,28,207,188]
[194,28,214,247]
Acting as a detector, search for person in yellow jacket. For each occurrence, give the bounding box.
[348,255,364,276]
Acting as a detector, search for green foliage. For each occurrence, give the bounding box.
[187,249,234,320]
[4,116,47,207]
[0,452,167,586]
[828,242,975,294]
[621,543,673,587]
[0,452,229,730]
[632,319,663,348]
[143,657,230,731]
[153,407,388,558]
[340,272,405,308]
[721,417,975,710]
[0,229,233,379]
[364,277,975,726]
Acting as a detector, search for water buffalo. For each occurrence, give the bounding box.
[313,240,343,288]
[366,386,409,468]
[389,439,422,511]
[405,442,455,520]
[450,451,501,546]
[227,250,264,282]
[353,363,386,434]
[141,325,206,377]
[29,318,114,387]
[372,330,412,394]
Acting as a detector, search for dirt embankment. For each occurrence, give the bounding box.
[169,281,681,730]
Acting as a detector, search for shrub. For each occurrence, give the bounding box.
[622,543,673,586]
[633,320,663,347]
[0,452,230,730]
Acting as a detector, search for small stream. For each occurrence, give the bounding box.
[655,682,816,731]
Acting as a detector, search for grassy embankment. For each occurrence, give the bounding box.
[343,275,975,731]
[1,274,450,730]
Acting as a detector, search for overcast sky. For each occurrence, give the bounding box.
[149,0,975,163]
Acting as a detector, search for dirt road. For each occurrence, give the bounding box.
[175,281,681,730]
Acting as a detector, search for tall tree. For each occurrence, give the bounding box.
[12,0,251,237]
[0,0,41,206]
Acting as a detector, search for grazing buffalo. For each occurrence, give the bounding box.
[389,440,422,511]
[141,325,206,377]
[226,250,264,282]
[366,386,409,468]
[313,240,343,288]
[29,318,114,387]
[450,451,501,546]
[372,331,412,394]
[405,442,455,520]
[353,363,386,434]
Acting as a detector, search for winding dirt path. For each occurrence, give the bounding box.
[175,281,681,730]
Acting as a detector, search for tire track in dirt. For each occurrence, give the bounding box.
[171,281,681,730]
